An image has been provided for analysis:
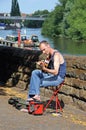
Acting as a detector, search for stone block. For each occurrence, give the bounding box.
[6,78,13,87]
[18,66,24,72]
[58,94,73,104]
[73,98,86,111]
[16,80,27,89]
[60,85,72,95]
[65,77,86,89]
[79,89,86,101]
[71,88,79,98]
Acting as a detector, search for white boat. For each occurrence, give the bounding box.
[0,37,4,40]
[0,23,6,30]
[0,33,40,49]
[6,34,27,43]
[5,34,39,46]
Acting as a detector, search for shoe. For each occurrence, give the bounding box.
[27,95,41,102]
[32,95,41,101]
[32,97,41,102]
[27,98,33,101]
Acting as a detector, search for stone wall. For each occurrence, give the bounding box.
[60,55,86,111]
[0,46,41,89]
[0,46,86,111]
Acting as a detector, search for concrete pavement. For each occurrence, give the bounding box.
[0,87,86,130]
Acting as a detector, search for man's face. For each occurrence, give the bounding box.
[40,43,49,55]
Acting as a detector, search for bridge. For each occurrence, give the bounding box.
[0,16,46,21]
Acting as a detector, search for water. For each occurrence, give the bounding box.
[53,37,86,56]
[0,28,86,56]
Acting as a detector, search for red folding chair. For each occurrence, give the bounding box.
[44,81,64,113]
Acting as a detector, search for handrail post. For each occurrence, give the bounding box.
[18,29,21,47]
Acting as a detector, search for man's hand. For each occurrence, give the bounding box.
[36,60,44,66]
[40,61,45,70]
[36,60,47,71]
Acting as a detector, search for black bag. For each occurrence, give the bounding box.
[8,97,28,110]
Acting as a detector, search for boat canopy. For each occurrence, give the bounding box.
[6,35,27,42]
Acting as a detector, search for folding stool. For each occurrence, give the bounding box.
[44,81,64,113]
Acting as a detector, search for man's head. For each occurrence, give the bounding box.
[39,40,50,54]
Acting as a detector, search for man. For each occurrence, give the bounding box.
[27,40,66,101]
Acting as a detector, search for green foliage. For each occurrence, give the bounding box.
[42,3,65,37]
[59,0,67,7]
[64,0,86,40]
[10,0,21,16]
[24,10,49,28]
[33,10,49,16]
[24,20,43,28]
[41,12,55,36]
[42,0,86,41]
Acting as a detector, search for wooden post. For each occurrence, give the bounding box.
[18,29,21,47]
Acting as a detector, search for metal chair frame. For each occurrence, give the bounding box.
[44,81,64,113]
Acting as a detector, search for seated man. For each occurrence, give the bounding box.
[27,40,66,101]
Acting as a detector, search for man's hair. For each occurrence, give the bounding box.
[40,40,49,46]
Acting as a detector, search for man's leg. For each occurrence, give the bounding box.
[28,69,43,98]
[41,75,64,87]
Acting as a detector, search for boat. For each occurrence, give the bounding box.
[23,34,40,47]
[0,34,40,48]
[6,34,27,43]
[0,37,4,40]
[0,23,6,30]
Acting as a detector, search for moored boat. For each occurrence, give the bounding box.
[23,34,40,47]
[0,34,40,49]
[0,23,6,30]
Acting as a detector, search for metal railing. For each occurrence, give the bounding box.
[0,16,45,21]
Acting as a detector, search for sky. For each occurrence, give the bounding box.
[0,0,59,14]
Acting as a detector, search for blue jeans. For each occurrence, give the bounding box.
[28,69,64,98]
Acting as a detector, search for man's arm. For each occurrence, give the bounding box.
[41,53,60,75]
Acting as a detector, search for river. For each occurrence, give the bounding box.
[0,28,86,56]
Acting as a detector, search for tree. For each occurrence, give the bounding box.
[24,10,49,28]
[42,2,65,36]
[64,0,86,40]
[42,0,86,41]
[10,0,21,16]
